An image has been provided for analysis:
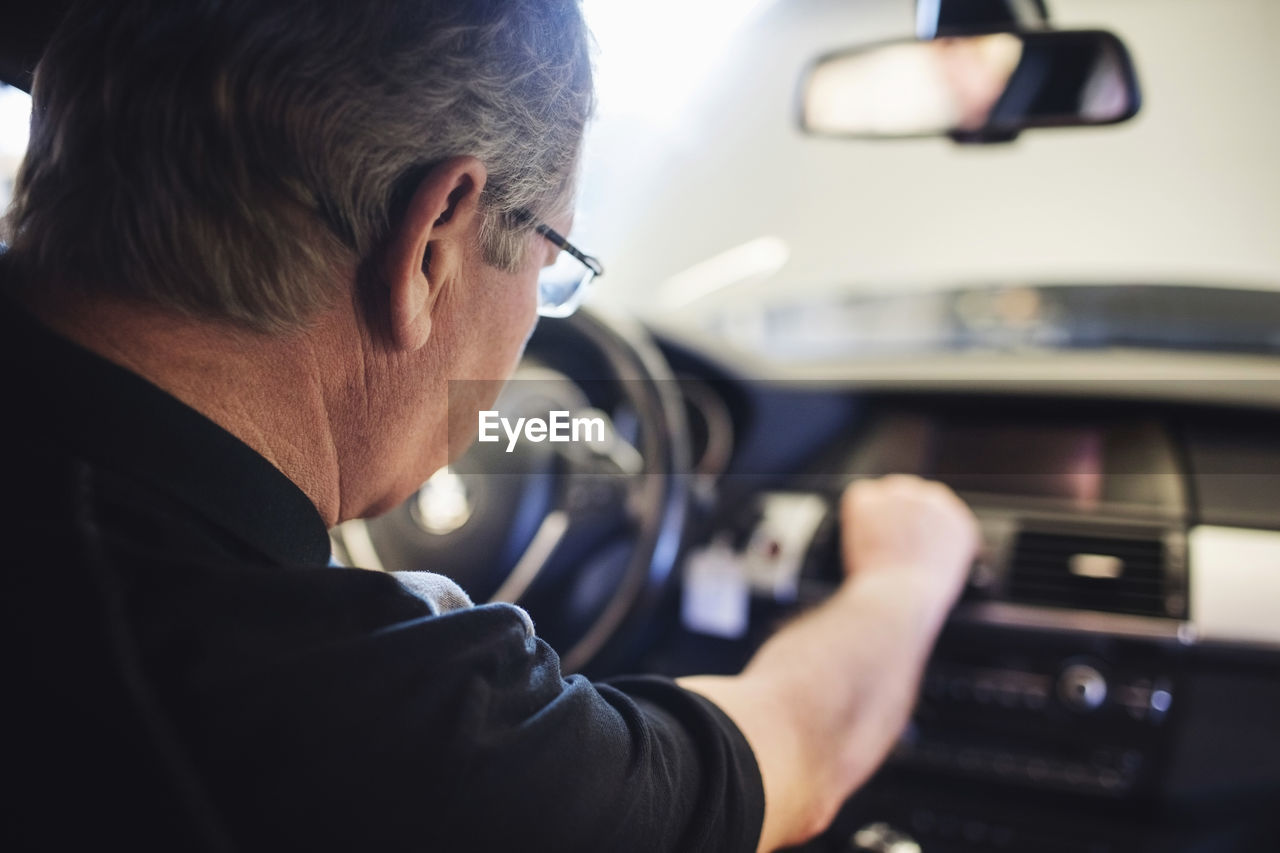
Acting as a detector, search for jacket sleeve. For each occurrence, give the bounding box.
[175,599,765,853]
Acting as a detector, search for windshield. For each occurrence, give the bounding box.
[572,0,1280,355]
[0,84,29,213]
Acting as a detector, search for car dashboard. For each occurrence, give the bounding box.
[644,340,1280,853]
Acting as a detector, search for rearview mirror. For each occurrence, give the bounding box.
[799,30,1141,141]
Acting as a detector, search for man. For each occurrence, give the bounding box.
[1,1,978,850]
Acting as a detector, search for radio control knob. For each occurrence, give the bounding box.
[850,822,921,853]
[1058,664,1108,712]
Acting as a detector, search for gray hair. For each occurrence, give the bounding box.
[1,0,594,331]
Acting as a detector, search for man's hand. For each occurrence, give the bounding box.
[681,476,979,852]
[840,474,979,614]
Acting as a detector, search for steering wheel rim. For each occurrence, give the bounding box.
[334,308,690,674]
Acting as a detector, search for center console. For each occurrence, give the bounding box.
[675,403,1236,850]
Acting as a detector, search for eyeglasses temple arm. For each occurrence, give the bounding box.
[536,224,604,277]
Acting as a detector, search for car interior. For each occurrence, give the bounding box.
[3,0,1278,851]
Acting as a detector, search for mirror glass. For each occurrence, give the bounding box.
[801,30,1140,139]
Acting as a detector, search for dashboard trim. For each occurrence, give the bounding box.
[951,601,1194,644]
[1188,525,1280,648]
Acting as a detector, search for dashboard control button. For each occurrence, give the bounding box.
[1150,682,1173,720]
[997,684,1022,708]
[1058,663,1108,712]
[1023,683,1049,710]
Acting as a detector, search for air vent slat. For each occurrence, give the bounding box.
[1012,561,1159,573]
[1006,531,1175,618]
[1010,578,1165,594]
[1011,579,1164,595]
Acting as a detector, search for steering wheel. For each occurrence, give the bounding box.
[332,309,690,675]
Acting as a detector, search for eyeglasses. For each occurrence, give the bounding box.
[531,222,604,318]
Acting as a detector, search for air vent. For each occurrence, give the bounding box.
[1007,531,1178,618]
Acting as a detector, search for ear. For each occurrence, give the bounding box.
[381,156,488,351]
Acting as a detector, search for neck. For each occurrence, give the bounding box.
[31,295,347,527]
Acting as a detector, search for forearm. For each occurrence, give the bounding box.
[680,572,955,852]
[749,571,951,786]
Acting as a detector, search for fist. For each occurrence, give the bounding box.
[839,475,980,604]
